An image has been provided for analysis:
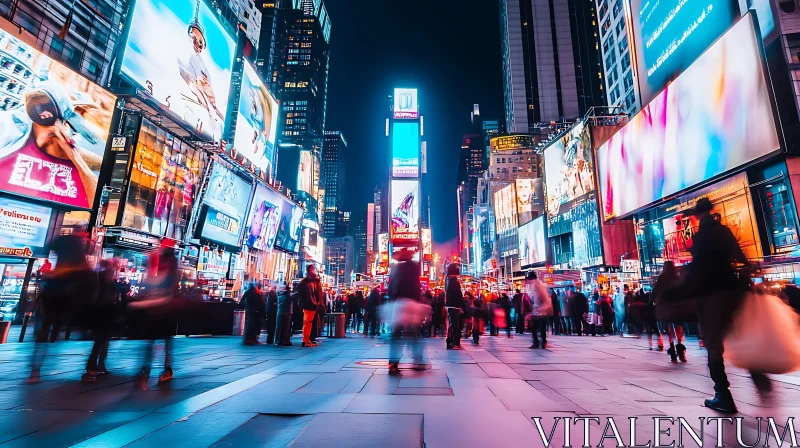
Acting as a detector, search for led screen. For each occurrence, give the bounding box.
[515,179,535,225]
[392,122,419,178]
[518,216,546,268]
[274,200,304,252]
[0,197,52,257]
[630,0,738,105]
[597,16,779,220]
[121,0,236,142]
[200,162,252,247]
[378,232,389,256]
[0,29,116,210]
[244,183,284,251]
[421,228,432,257]
[493,183,518,234]
[391,180,419,242]
[393,88,418,119]
[231,61,279,176]
[543,121,594,217]
[298,150,314,194]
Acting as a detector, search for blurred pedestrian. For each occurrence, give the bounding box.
[81,259,121,382]
[560,289,573,335]
[525,271,553,349]
[276,283,294,346]
[550,289,561,335]
[265,285,278,344]
[512,289,524,334]
[431,288,445,337]
[445,264,464,350]
[387,249,426,373]
[498,291,513,338]
[298,265,321,347]
[571,289,589,336]
[653,261,685,360]
[243,282,265,345]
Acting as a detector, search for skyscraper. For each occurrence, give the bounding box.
[500,0,606,133]
[349,210,368,274]
[226,0,262,49]
[322,131,347,237]
[594,0,639,114]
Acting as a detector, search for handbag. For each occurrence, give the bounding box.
[725,291,800,374]
[654,286,697,323]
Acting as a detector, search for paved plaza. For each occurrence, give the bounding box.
[1,331,799,447]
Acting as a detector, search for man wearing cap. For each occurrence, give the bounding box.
[681,197,764,413]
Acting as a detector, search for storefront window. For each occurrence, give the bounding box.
[102,248,150,297]
[0,260,30,320]
[759,181,799,250]
[122,119,207,241]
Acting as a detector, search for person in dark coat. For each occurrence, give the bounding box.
[550,289,561,335]
[571,289,589,336]
[81,259,121,382]
[512,289,524,334]
[497,292,513,337]
[298,265,321,347]
[265,286,278,344]
[680,198,764,413]
[242,282,266,345]
[445,263,464,349]
[276,283,294,346]
[387,249,424,373]
[366,287,382,337]
[431,289,445,337]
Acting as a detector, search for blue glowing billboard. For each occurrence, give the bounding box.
[392,122,419,178]
[630,0,738,106]
[198,162,252,248]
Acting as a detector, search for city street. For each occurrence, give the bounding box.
[1,332,799,447]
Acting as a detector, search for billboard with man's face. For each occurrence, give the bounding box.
[230,61,279,177]
[244,183,284,252]
[121,0,236,142]
[0,29,117,210]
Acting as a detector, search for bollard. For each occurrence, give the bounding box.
[0,321,10,344]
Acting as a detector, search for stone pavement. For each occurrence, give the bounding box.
[1,330,799,447]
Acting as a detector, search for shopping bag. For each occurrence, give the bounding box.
[725,292,800,374]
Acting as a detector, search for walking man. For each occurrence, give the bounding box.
[298,265,321,347]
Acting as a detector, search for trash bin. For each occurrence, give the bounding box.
[233,310,246,336]
[333,313,346,338]
[0,321,10,344]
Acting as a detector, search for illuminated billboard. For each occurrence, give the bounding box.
[275,200,304,253]
[543,121,594,217]
[390,180,419,243]
[518,216,546,268]
[244,183,284,252]
[421,228,432,259]
[630,0,738,106]
[393,88,418,119]
[378,233,389,264]
[0,197,53,257]
[121,0,236,142]
[298,150,314,195]
[0,28,117,210]
[515,178,537,225]
[493,183,518,234]
[598,15,779,220]
[392,122,419,178]
[490,135,536,152]
[230,61,279,177]
[198,162,253,248]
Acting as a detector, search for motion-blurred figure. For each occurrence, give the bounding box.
[81,259,121,382]
[243,282,265,345]
[387,249,426,373]
[298,265,321,347]
[366,287,382,337]
[445,264,464,350]
[524,271,552,349]
[266,285,278,344]
[275,283,294,346]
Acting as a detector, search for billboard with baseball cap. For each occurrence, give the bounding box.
[120,0,236,142]
[0,28,117,210]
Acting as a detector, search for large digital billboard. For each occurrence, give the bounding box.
[230,61,279,177]
[630,0,738,106]
[244,183,284,252]
[515,178,536,225]
[518,216,546,268]
[275,200,304,252]
[493,183,518,234]
[121,0,236,142]
[392,122,419,178]
[0,29,116,210]
[543,121,594,217]
[199,162,252,248]
[298,150,314,195]
[597,15,779,220]
[421,228,432,259]
[390,180,419,243]
[0,196,52,257]
[393,88,418,119]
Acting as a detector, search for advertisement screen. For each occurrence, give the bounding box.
[121,0,236,142]
[493,183,518,234]
[515,178,537,225]
[630,0,738,105]
[0,29,117,210]
[392,122,419,178]
[393,88,418,119]
[378,232,389,264]
[518,216,546,268]
[391,180,419,243]
[200,162,252,247]
[244,183,284,251]
[275,200,304,252]
[231,61,279,176]
[421,228,432,259]
[0,197,52,257]
[298,150,313,195]
[543,121,594,217]
[597,16,779,220]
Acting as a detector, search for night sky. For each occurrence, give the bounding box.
[324,0,505,251]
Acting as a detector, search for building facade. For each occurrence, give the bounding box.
[324,235,354,287]
[349,210,368,274]
[594,0,639,114]
[226,0,262,48]
[322,131,347,237]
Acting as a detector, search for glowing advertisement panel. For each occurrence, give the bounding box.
[493,183,518,234]
[391,180,419,243]
[298,150,314,194]
[630,0,738,105]
[0,29,116,210]
[515,178,536,225]
[543,121,594,217]
[0,196,52,257]
[275,200,304,253]
[200,162,252,247]
[597,16,779,220]
[244,183,284,251]
[231,61,279,176]
[121,0,236,142]
[392,122,419,178]
[393,88,418,119]
[421,228,432,259]
[518,216,546,268]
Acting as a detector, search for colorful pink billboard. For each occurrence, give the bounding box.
[597,15,780,220]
